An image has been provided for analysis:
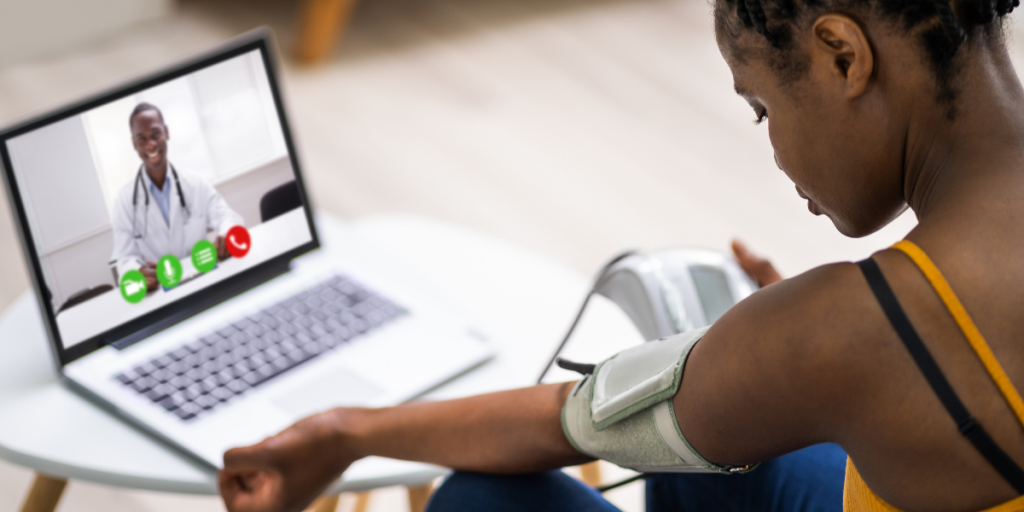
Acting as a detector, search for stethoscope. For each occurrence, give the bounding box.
[131,163,191,239]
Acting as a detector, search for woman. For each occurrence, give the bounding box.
[219,0,1024,507]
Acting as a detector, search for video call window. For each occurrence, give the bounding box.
[85,51,288,213]
[4,49,312,350]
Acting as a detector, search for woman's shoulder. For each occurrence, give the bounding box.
[714,258,887,350]
[676,257,902,463]
[715,254,913,389]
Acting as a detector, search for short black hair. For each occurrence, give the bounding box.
[128,102,165,129]
[716,0,1018,116]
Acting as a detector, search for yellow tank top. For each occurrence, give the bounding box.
[844,241,1024,512]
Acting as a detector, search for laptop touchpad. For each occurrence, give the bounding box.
[272,369,385,418]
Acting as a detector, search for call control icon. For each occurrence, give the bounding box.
[226,225,250,259]
[192,239,217,273]
[120,269,147,304]
[157,254,183,289]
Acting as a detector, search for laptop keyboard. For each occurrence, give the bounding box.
[114,275,405,421]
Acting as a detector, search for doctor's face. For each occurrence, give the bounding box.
[130,110,170,172]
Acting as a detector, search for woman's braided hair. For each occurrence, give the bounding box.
[720,0,1018,109]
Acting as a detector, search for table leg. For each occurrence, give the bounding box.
[352,492,370,512]
[295,0,361,63]
[580,461,603,487]
[19,473,67,512]
[407,483,433,512]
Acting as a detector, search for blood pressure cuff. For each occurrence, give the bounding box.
[561,327,755,474]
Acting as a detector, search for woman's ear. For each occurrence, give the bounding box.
[811,14,874,99]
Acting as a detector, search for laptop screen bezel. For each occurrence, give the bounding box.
[0,29,320,368]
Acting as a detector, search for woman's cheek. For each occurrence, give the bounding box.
[766,125,794,178]
[771,118,815,185]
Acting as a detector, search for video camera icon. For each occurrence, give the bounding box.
[123,278,145,296]
[120,269,147,304]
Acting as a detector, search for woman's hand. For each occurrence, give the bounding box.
[219,408,365,512]
[731,240,783,286]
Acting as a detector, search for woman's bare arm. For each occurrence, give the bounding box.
[219,382,590,512]
[344,382,589,471]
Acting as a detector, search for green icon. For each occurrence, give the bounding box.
[157,254,183,289]
[191,239,217,273]
[120,269,147,304]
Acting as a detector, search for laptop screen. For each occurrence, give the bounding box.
[0,35,317,362]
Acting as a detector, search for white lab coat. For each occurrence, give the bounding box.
[112,166,243,278]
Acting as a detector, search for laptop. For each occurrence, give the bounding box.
[0,29,494,469]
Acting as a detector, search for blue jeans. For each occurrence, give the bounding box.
[424,443,846,512]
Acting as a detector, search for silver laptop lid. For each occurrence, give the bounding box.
[0,29,320,368]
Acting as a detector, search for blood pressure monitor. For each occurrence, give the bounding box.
[537,247,760,383]
[594,249,758,341]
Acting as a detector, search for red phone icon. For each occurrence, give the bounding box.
[226,225,251,258]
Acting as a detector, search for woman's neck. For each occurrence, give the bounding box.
[904,33,1024,224]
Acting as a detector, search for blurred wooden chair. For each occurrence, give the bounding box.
[295,0,361,63]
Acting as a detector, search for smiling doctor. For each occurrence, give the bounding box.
[112,102,243,291]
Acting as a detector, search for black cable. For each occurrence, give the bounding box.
[555,358,595,376]
[536,249,638,385]
[595,473,648,493]
[536,249,650,495]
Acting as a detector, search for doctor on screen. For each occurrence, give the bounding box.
[112,102,243,291]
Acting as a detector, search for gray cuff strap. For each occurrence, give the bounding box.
[561,327,757,474]
[591,327,709,430]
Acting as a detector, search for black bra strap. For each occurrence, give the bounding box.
[858,258,1024,494]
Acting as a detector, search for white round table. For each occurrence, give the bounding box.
[0,213,643,512]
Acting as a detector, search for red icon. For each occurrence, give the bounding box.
[225,225,251,258]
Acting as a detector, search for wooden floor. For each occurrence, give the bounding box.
[3,0,1024,510]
